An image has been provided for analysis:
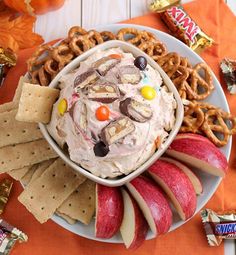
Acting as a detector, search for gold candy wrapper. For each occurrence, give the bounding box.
[0,219,28,254]
[149,0,181,13]
[158,5,213,54]
[0,47,17,87]
[0,179,13,215]
[201,209,236,246]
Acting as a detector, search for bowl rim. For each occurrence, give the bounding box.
[39,40,184,187]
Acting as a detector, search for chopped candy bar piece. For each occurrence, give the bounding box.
[74,69,99,89]
[120,98,153,122]
[119,65,141,84]
[93,56,120,76]
[83,80,120,103]
[101,116,135,145]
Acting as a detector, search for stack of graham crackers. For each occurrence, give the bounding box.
[0,77,96,225]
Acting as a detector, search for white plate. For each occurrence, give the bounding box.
[48,24,231,243]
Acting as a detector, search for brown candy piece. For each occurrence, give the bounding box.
[83,80,120,103]
[93,56,120,76]
[101,116,135,145]
[118,65,141,84]
[120,98,153,123]
[74,69,99,89]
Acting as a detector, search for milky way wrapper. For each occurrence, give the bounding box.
[0,219,28,254]
[201,209,236,246]
[0,47,17,87]
[0,179,13,215]
[159,5,213,54]
[220,58,236,94]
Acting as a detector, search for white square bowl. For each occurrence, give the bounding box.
[39,40,184,186]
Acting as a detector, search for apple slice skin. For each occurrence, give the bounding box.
[174,133,212,143]
[167,134,228,173]
[160,157,203,195]
[149,159,197,220]
[95,184,124,238]
[128,176,172,235]
[120,189,149,249]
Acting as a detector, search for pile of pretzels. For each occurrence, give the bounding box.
[27,26,236,147]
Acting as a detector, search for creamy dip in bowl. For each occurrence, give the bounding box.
[39,41,183,186]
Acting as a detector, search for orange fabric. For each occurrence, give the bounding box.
[0,0,235,254]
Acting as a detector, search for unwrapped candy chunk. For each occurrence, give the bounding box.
[101,116,135,145]
[220,58,236,94]
[83,80,120,103]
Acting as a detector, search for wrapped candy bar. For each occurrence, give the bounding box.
[201,209,236,246]
[220,58,236,94]
[149,2,214,53]
[0,47,17,87]
[0,219,28,254]
[149,0,181,12]
[0,179,13,215]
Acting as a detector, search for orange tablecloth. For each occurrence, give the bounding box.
[0,0,236,254]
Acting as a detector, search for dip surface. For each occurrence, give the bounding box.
[48,48,176,178]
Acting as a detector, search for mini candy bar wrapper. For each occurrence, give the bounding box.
[201,209,236,246]
[0,47,17,87]
[0,219,28,255]
[159,5,213,54]
[0,179,13,215]
[220,58,236,94]
[149,0,181,13]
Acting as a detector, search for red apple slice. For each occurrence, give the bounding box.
[148,159,197,220]
[174,133,212,143]
[160,157,203,195]
[126,176,172,236]
[166,133,228,177]
[95,184,123,238]
[120,188,149,249]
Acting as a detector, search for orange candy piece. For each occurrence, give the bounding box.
[109,54,122,59]
[96,105,110,121]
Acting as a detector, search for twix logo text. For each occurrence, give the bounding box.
[167,6,200,42]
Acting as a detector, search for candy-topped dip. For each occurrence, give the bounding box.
[47,48,177,178]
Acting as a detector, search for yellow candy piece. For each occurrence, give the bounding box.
[57,98,67,116]
[141,86,156,100]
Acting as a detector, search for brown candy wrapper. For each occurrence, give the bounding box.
[0,219,28,254]
[0,47,17,87]
[0,179,13,215]
[159,5,213,54]
[201,209,236,246]
[149,0,181,13]
[220,58,236,94]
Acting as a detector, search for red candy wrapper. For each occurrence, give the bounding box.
[201,209,236,246]
[159,5,213,53]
